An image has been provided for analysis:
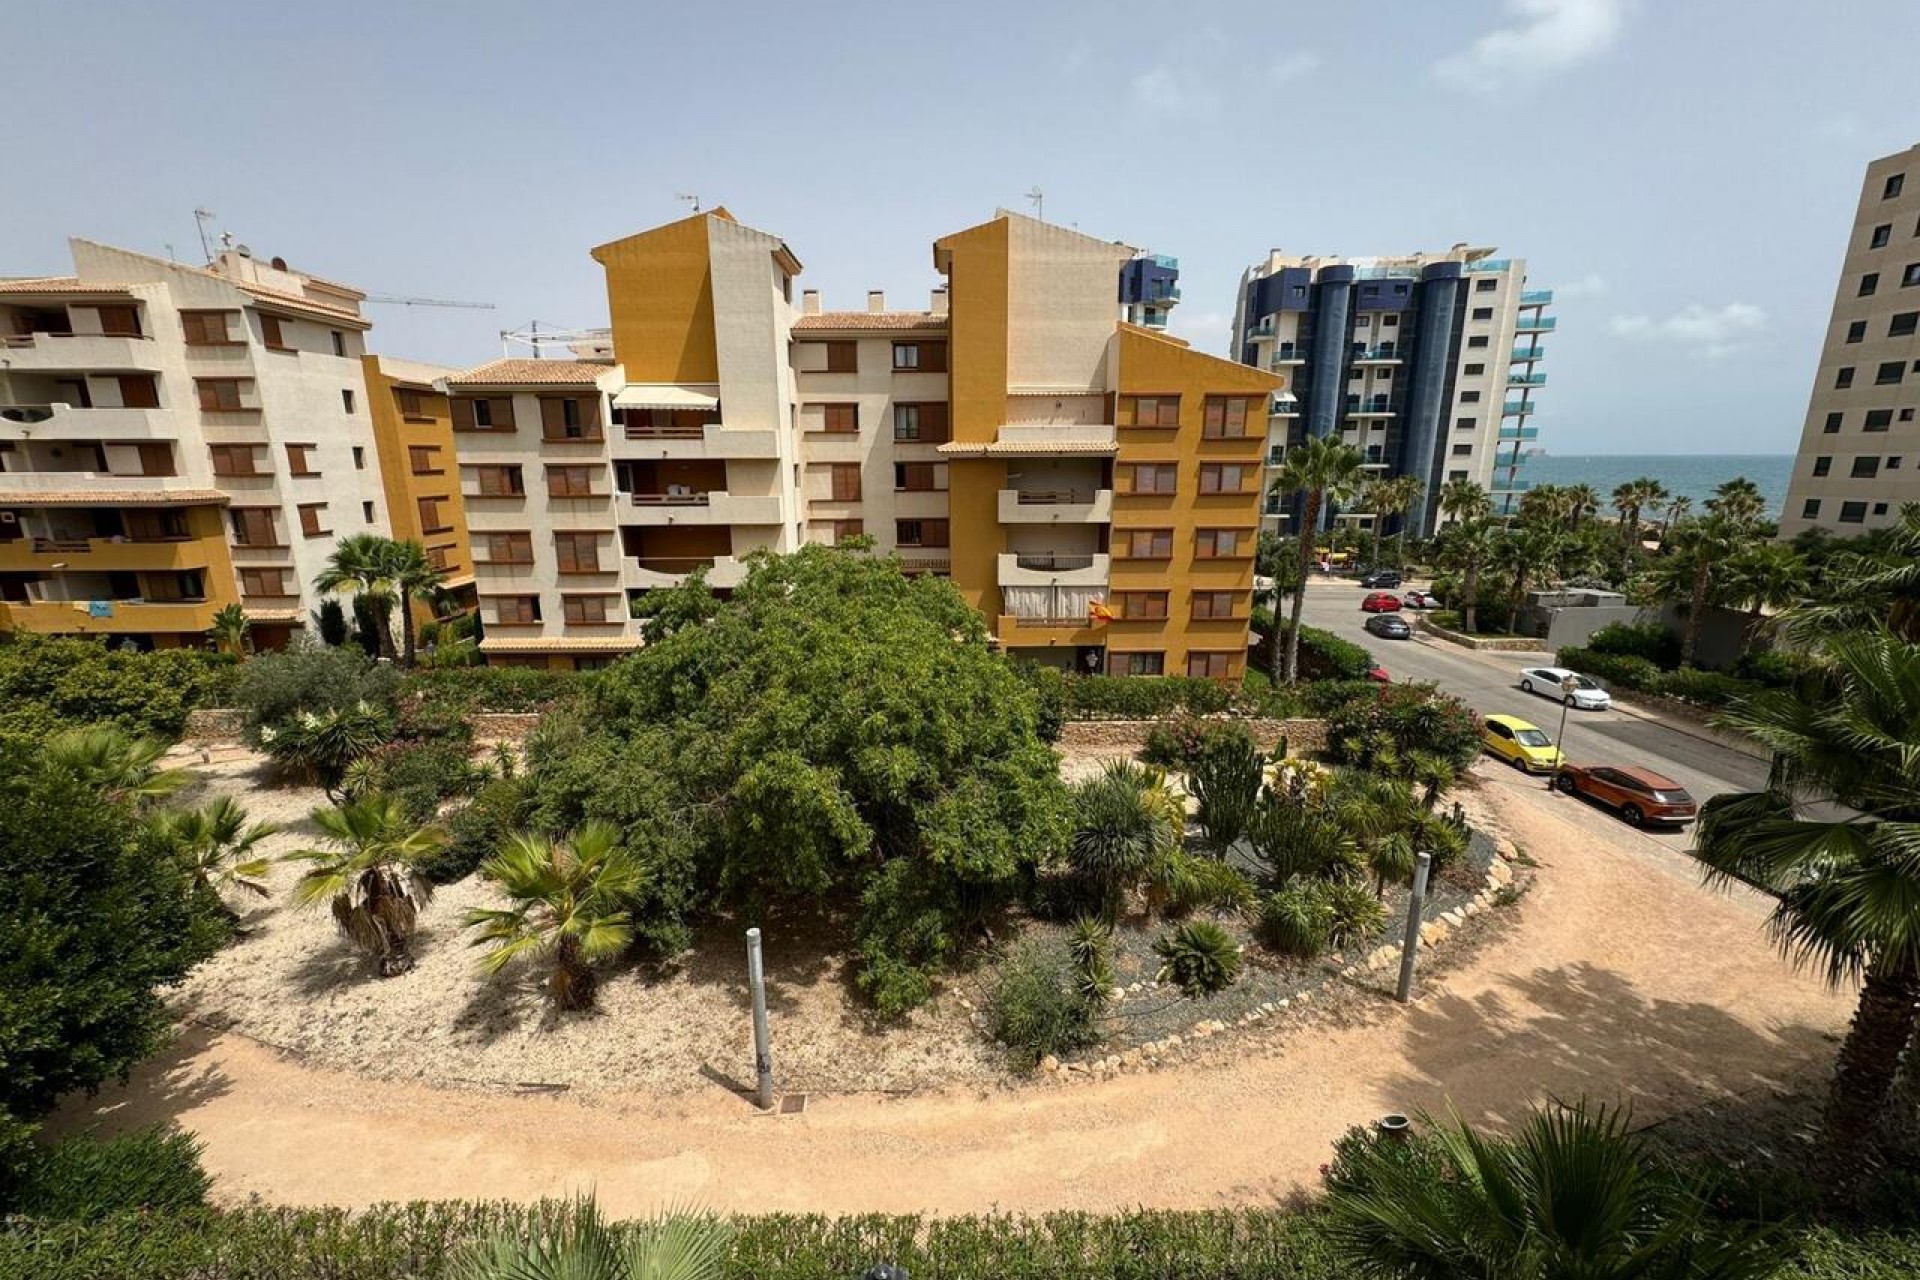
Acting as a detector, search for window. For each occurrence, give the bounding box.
[362,500,375,522]
[1885,174,1906,199]
[1875,502,1891,515]
[829,463,862,501]
[1121,395,1180,427]
[1802,498,1822,519]
[1119,527,1173,558]
[260,314,291,350]
[180,310,235,346]
[1456,417,1477,430]
[1194,528,1250,558]
[1190,590,1241,619]
[341,388,356,414]
[1452,443,1473,456]
[406,445,438,474]
[1448,469,1469,482]
[208,444,261,476]
[473,464,525,496]
[1873,224,1893,248]
[1847,320,1868,343]
[1467,335,1489,348]
[416,497,450,533]
[541,397,602,440]
[1840,500,1868,524]
[1892,312,1919,337]
[1186,651,1233,679]
[298,502,329,537]
[563,595,613,624]
[824,341,857,373]
[331,331,346,357]
[397,388,428,419]
[1202,396,1252,438]
[554,532,603,573]
[1865,409,1893,431]
[92,304,142,337]
[1824,411,1844,433]
[424,544,454,572]
[1475,278,1498,292]
[352,446,366,469]
[1907,409,1917,422]
[1851,456,1881,479]
[1889,456,1904,469]
[480,531,534,564]
[894,518,949,547]
[491,595,541,624]
[1113,591,1168,620]
[1128,463,1178,494]
[1471,306,1493,320]
[454,397,515,431]
[822,402,859,433]
[286,443,318,475]
[893,462,940,492]
[1812,456,1832,477]
[238,568,288,598]
[1116,652,1165,677]
[895,402,949,442]
[1905,264,1920,287]
[547,465,598,497]
[829,519,863,542]
[1463,362,1485,375]
[1198,463,1250,493]
[195,378,246,411]
[1836,367,1856,389]
[1860,273,1880,297]
[229,508,280,547]
[892,341,946,371]
[135,442,175,476]
[1461,390,1482,403]
[1877,360,1905,384]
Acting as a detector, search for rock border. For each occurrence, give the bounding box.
[1415,615,1548,653]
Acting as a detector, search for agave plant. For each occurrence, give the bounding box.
[1153,920,1241,997]
[284,794,447,977]
[150,796,279,909]
[454,1195,732,1280]
[43,726,191,805]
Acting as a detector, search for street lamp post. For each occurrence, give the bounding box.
[1547,674,1577,792]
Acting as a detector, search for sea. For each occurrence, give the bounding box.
[1519,453,1794,515]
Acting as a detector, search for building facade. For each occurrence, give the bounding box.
[1779,143,1920,537]
[0,240,388,649]
[1229,247,1554,536]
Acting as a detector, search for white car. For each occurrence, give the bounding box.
[1518,665,1612,710]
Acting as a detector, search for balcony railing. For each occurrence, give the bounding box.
[1508,372,1547,387]
[1519,289,1553,306]
[625,491,712,506]
[1498,426,1541,441]
[1511,346,1546,362]
[1502,401,1537,416]
[1016,488,1096,505]
[1270,346,1307,365]
[1008,614,1088,628]
[1516,316,1557,332]
[1473,259,1513,273]
[623,423,705,440]
[1491,479,1533,493]
[1350,345,1400,361]
[898,555,951,575]
[1247,318,1275,338]
[1345,398,1394,415]
[1014,552,1096,571]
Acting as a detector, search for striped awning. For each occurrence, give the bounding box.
[612,384,719,411]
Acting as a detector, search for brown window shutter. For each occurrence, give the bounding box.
[919,342,948,372]
[831,464,861,501]
[451,397,475,430]
[261,315,285,348]
[119,375,159,409]
[827,341,857,373]
[578,396,601,429]
[492,397,517,429]
[136,443,174,476]
[541,397,565,433]
[96,305,141,337]
[180,313,207,345]
[921,402,950,442]
[922,519,951,548]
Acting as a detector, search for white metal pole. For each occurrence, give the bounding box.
[746,927,773,1110]
[1395,852,1433,1003]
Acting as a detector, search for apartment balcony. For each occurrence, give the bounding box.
[997,551,1110,588]
[1474,259,1513,273]
[0,471,216,498]
[1516,316,1557,333]
[0,598,218,634]
[1345,398,1395,418]
[0,405,175,439]
[0,331,160,373]
[1137,312,1170,328]
[616,422,780,460]
[1269,346,1307,366]
[1349,346,1401,364]
[0,536,212,574]
[1519,290,1554,306]
[621,489,784,526]
[1247,318,1275,338]
[1498,425,1541,442]
[1508,372,1547,387]
[998,487,1113,524]
[1268,395,1300,417]
[1502,400,1538,416]
[624,554,749,591]
[1510,346,1546,363]
[1491,479,1533,493]
[993,614,1105,647]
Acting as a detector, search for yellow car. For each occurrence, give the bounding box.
[1481,714,1564,774]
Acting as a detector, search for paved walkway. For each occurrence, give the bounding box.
[59,772,1847,1217]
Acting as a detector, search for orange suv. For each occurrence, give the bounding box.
[1555,764,1698,827]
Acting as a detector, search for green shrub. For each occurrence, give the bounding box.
[1186,734,1264,851]
[1238,668,1308,718]
[0,636,235,743]
[1149,852,1257,917]
[1655,667,1757,709]
[1320,880,1387,948]
[1321,682,1480,776]
[986,940,1100,1068]
[1054,673,1238,720]
[5,1126,209,1221]
[368,739,487,825]
[258,702,394,798]
[230,639,399,735]
[1153,920,1242,996]
[1556,646,1660,691]
[1258,883,1334,957]
[1586,621,1680,668]
[1066,768,1179,918]
[1735,648,1817,689]
[1140,714,1258,773]
[1249,609,1376,682]
[398,665,585,718]
[424,776,535,886]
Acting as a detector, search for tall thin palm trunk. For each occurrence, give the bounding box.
[398,586,417,668]
[1682,559,1710,668]
[1463,562,1481,633]
[1284,489,1322,684]
[1619,503,1640,579]
[1826,958,1920,1160]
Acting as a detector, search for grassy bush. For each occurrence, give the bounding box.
[1320,682,1480,775]
[986,940,1100,1069]
[1058,673,1239,719]
[365,739,488,825]
[1558,647,1763,710]
[1654,666,1757,709]
[1153,920,1242,996]
[1735,648,1818,689]
[0,636,235,744]
[1186,733,1264,851]
[4,1126,209,1221]
[1140,715,1258,772]
[1556,646,1661,691]
[1250,609,1376,681]
[423,776,535,885]
[230,640,399,735]
[1258,883,1334,957]
[1586,621,1681,669]
[397,665,586,719]
[1319,880,1387,948]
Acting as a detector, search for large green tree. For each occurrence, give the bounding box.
[1267,437,1366,684]
[1786,502,1920,643]
[1433,517,1499,633]
[315,534,401,662]
[1611,477,1669,579]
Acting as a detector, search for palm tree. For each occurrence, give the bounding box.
[1268,437,1366,683]
[1784,502,1920,643]
[1691,630,1920,1157]
[1068,767,1182,917]
[1380,473,1425,568]
[1323,1103,1778,1279]
[1433,518,1500,633]
[1708,475,1769,527]
[211,602,251,659]
[314,533,399,661]
[42,726,191,804]
[454,1195,730,1280]
[151,796,280,910]
[284,794,448,977]
[1721,542,1809,643]
[1562,482,1602,531]
[1642,515,1741,668]
[1657,494,1693,543]
[1611,477,1668,579]
[1499,521,1567,633]
[385,539,447,668]
[1438,477,1493,526]
[465,822,642,1011]
[1331,772,1419,897]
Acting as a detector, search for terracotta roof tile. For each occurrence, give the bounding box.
[446,359,615,387]
[479,635,640,653]
[792,311,947,332]
[237,283,370,329]
[0,277,133,296]
[0,489,231,507]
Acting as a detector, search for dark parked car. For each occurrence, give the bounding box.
[1359,569,1403,589]
[1364,613,1412,639]
[1555,763,1698,827]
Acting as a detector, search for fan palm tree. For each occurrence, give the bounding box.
[1499,521,1567,632]
[1692,629,1920,1158]
[385,539,448,668]
[1438,477,1493,526]
[454,1195,731,1280]
[465,821,643,1011]
[211,602,251,659]
[1784,502,1920,643]
[1708,475,1769,527]
[284,794,448,977]
[1268,437,1366,683]
[43,725,191,804]
[1323,1103,1778,1279]
[1562,482,1602,530]
[1640,515,1741,668]
[314,533,399,661]
[1657,494,1693,542]
[1721,542,1809,643]
[1433,517,1500,633]
[1611,477,1668,579]
[151,796,280,910]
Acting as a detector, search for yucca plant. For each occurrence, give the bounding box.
[1186,735,1264,852]
[454,1194,732,1280]
[465,821,643,1011]
[1068,769,1178,917]
[284,794,447,977]
[150,796,279,909]
[43,725,191,805]
[1259,882,1334,958]
[259,701,391,800]
[1321,879,1388,948]
[1065,916,1116,1010]
[1153,920,1241,997]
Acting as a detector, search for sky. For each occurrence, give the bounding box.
[8,0,1919,455]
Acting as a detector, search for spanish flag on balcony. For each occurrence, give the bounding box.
[1087,598,1116,625]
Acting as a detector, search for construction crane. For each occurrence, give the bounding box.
[499,320,611,359]
[362,294,495,309]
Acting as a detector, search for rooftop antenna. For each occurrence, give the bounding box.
[677,193,701,214]
[192,208,218,264]
[1025,187,1044,222]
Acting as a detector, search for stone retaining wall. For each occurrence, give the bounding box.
[1416,615,1548,653]
[470,712,542,741]
[182,708,245,743]
[1058,717,1327,755]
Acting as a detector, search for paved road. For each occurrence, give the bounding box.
[1290,580,1770,853]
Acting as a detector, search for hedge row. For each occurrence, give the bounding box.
[1,1204,1913,1280]
[0,636,235,745]
[1555,646,1761,710]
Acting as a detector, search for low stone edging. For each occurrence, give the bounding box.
[1416,616,1548,653]
[470,712,542,741]
[182,708,246,743]
[1058,717,1327,755]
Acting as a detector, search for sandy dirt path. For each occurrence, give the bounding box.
[60,770,1848,1217]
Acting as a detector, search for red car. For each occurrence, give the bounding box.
[1360,592,1403,613]
[1554,764,1698,827]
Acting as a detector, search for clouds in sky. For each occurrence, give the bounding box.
[1553,272,1609,299]
[1434,0,1629,90]
[1609,302,1767,357]
[1130,38,1319,118]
